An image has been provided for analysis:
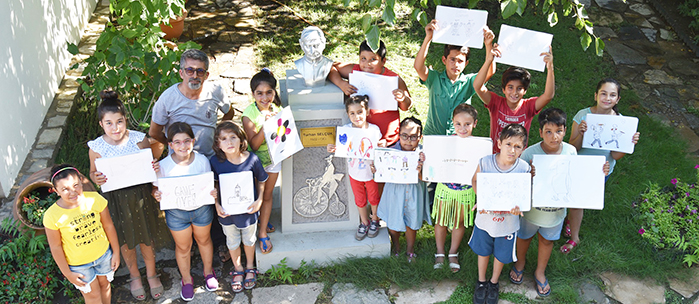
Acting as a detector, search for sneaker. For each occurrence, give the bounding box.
[355,222,368,240]
[486,281,499,304]
[367,220,380,238]
[180,280,194,302]
[473,281,488,304]
[204,270,219,291]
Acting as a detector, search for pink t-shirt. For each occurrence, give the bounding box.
[485,92,540,153]
[351,65,401,147]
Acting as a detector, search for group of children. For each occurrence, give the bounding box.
[325,19,639,304]
[41,18,641,304]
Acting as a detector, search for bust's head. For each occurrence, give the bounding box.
[299,27,326,62]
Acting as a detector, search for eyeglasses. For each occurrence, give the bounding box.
[399,134,420,142]
[171,138,193,146]
[183,67,207,77]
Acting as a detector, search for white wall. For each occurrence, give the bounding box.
[0,0,98,197]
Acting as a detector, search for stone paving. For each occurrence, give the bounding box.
[3,0,699,303]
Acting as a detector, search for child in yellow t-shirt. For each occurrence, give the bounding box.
[44,164,120,303]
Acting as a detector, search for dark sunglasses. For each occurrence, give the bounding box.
[183,67,207,77]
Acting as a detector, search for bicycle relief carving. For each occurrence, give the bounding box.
[293,154,346,217]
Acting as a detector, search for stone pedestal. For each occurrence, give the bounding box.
[256,70,390,272]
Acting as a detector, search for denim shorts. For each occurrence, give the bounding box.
[165,205,214,231]
[221,222,257,250]
[69,247,114,292]
[468,226,518,264]
[518,217,563,241]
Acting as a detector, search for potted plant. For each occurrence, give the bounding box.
[19,186,58,229]
[69,0,200,132]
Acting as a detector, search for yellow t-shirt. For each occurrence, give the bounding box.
[43,191,110,265]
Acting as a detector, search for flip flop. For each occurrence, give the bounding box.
[259,236,273,254]
[266,223,275,233]
[509,267,524,285]
[560,239,578,254]
[535,276,551,297]
[562,219,572,238]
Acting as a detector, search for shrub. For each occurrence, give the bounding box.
[0,218,75,303]
[679,0,699,44]
[634,165,699,266]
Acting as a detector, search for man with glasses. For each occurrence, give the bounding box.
[150,49,235,157]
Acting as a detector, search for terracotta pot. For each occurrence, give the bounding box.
[12,168,96,234]
[160,10,187,41]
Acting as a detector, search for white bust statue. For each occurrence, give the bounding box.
[294,26,334,87]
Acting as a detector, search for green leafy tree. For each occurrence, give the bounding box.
[344,0,624,56]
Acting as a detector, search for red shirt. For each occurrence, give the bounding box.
[351,65,401,146]
[485,92,540,153]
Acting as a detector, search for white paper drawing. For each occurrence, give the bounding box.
[95,149,157,192]
[476,173,532,212]
[348,71,398,111]
[494,24,553,72]
[334,126,380,160]
[219,171,255,215]
[374,148,419,184]
[582,114,638,154]
[421,136,492,184]
[263,106,304,166]
[158,172,215,211]
[432,5,488,48]
[532,155,606,209]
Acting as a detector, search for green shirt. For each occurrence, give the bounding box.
[242,102,281,167]
[420,69,478,136]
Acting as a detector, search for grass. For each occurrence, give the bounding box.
[53,0,699,303]
[253,0,698,303]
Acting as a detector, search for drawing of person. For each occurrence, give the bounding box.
[605,124,624,149]
[590,123,603,148]
[550,160,572,203]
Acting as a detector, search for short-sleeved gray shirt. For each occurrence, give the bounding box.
[152,82,230,157]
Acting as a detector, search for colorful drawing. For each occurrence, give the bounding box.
[532,155,606,209]
[374,148,419,184]
[432,5,488,48]
[334,126,380,160]
[263,106,304,166]
[582,114,638,154]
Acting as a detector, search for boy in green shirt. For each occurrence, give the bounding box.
[414,19,496,136]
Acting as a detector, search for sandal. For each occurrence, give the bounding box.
[448,253,460,273]
[266,223,276,233]
[218,245,231,263]
[127,276,146,301]
[406,252,417,263]
[147,274,164,300]
[562,219,571,238]
[244,268,258,290]
[535,276,551,297]
[560,239,578,254]
[230,271,245,293]
[433,253,445,269]
[259,236,273,254]
[509,267,524,285]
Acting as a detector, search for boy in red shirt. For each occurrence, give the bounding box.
[473,42,555,153]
